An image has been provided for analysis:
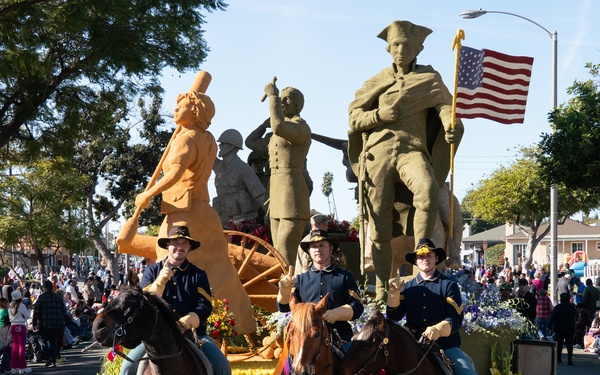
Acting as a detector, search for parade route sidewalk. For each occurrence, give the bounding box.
[557,347,599,375]
[20,339,599,375]
[26,340,106,375]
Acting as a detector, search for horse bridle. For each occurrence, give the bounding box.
[111,294,183,363]
[287,318,332,375]
[354,323,435,375]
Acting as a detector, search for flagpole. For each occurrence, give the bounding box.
[449,29,465,240]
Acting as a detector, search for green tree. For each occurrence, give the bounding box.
[485,244,506,267]
[539,62,600,193]
[0,157,89,272]
[321,171,337,217]
[0,0,226,275]
[462,147,600,270]
[0,0,227,148]
[70,94,171,276]
[461,205,502,235]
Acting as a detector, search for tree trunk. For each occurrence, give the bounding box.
[92,237,118,284]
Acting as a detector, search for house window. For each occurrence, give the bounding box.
[596,242,600,252]
[513,244,527,262]
[571,242,583,252]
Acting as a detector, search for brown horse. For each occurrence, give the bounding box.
[285,293,341,375]
[340,310,447,375]
[92,286,208,375]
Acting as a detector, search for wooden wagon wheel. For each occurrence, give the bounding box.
[223,230,288,313]
[223,230,289,361]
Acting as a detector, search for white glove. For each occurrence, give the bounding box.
[387,270,404,308]
[178,312,200,331]
[277,266,295,304]
[144,266,173,296]
[423,321,452,341]
[322,305,354,323]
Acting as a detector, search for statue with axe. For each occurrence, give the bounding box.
[116,71,257,334]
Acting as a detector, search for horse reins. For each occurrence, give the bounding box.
[111,295,183,363]
[355,323,436,375]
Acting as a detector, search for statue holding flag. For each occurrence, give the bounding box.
[348,20,463,299]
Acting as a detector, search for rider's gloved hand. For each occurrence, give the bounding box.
[178,312,200,331]
[386,270,404,308]
[322,305,354,323]
[144,266,173,296]
[423,320,452,341]
[277,266,295,304]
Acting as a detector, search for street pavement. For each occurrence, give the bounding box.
[557,347,599,375]
[18,339,599,375]
[25,339,107,375]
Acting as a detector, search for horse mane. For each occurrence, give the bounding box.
[118,286,183,337]
[143,290,183,334]
[292,301,321,334]
[127,269,140,288]
[359,309,414,342]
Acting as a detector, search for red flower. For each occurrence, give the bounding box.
[211,329,219,339]
[214,321,221,328]
[229,319,236,326]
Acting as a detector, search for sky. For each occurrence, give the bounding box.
[156,0,600,222]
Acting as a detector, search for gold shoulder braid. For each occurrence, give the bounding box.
[197,287,212,302]
[348,290,361,301]
[446,297,463,315]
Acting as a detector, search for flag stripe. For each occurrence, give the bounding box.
[454,99,528,114]
[456,93,528,108]
[458,88,529,104]
[455,46,534,125]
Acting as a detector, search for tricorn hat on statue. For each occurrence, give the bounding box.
[300,230,340,253]
[405,238,446,265]
[158,225,201,250]
[377,20,432,45]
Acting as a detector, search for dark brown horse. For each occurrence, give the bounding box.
[92,286,208,375]
[340,310,447,375]
[285,293,341,375]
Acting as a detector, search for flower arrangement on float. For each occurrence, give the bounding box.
[324,214,359,242]
[451,271,533,337]
[206,298,237,355]
[225,218,272,244]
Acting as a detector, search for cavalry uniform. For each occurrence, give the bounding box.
[387,269,463,350]
[141,259,212,336]
[278,263,364,342]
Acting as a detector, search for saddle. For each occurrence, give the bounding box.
[418,338,454,375]
[135,339,213,375]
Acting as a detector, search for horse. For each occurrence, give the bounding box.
[340,310,450,375]
[92,286,208,375]
[284,293,342,375]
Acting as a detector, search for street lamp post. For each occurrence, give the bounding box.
[460,9,559,304]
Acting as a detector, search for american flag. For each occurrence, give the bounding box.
[455,46,534,124]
